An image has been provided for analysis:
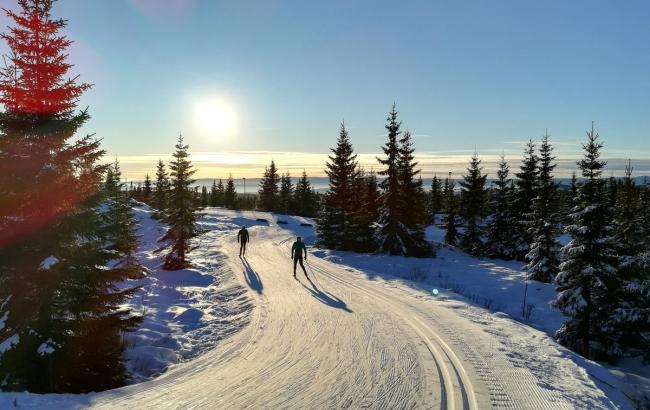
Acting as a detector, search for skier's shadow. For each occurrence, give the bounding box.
[240,256,263,294]
[301,276,352,313]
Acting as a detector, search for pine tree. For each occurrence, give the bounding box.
[443,175,458,245]
[0,0,140,392]
[224,174,237,209]
[104,161,145,279]
[486,155,517,259]
[200,186,208,208]
[526,132,560,283]
[395,131,431,256]
[278,172,294,214]
[513,140,539,259]
[159,135,200,270]
[294,170,317,217]
[318,122,358,250]
[428,175,443,224]
[142,174,152,204]
[553,124,620,360]
[152,160,170,220]
[258,160,280,211]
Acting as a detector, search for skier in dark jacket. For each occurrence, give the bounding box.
[237,226,249,256]
[291,236,308,278]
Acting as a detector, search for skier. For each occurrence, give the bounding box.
[291,236,308,279]
[237,226,249,256]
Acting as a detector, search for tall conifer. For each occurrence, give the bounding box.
[318,122,358,249]
[526,132,560,282]
[553,124,620,359]
[0,0,140,392]
[159,135,200,270]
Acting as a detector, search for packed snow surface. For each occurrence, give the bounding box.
[0,207,643,408]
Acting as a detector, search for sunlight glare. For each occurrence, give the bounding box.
[194,98,237,138]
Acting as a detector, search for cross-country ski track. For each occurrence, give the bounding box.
[15,209,619,409]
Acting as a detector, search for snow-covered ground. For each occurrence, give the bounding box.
[0,206,647,408]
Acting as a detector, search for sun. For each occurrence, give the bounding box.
[194,98,237,137]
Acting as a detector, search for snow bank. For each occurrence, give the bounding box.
[115,205,253,382]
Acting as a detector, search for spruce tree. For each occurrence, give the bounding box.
[142,174,152,204]
[159,135,200,270]
[104,161,145,279]
[200,186,209,208]
[209,180,218,207]
[348,168,378,252]
[294,170,317,217]
[610,161,649,358]
[486,155,517,259]
[443,176,458,246]
[376,105,430,256]
[0,0,140,392]
[279,172,294,214]
[258,160,280,211]
[318,122,358,250]
[224,175,237,209]
[553,124,620,359]
[216,179,226,207]
[526,133,560,282]
[152,160,170,220]
[428,175,443,224]
[459,154,488,256]
[563,171,579,224]
[641,181,650,245]
[396,131,431,256]
[513,140,539,258]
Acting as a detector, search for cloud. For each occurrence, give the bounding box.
[108,150,650,180]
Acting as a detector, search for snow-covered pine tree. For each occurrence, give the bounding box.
[104,161,145,279]
[142,174,152,204]
[0,0,140,392]
[159,134,200,270]
[396,131,432,257]
[553,124,620,359]
[224,174,237,209]
[317,122,358,250]
[486,155,517,259]
[428,175,443,224]
[526,132,560,283]
[294,170,317,217]
[458,154,488,256]
[200,186,208,208]
[611,161,649,359]
[152,159,170,220]
[513,140,539,259]
[258,160,280,211]
[443,175,458,245]
[279,172,294,214]
[209,180,218,207]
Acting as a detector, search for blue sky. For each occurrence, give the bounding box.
[1,0,649,178]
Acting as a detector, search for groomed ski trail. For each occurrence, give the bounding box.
[80,211,616,409]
